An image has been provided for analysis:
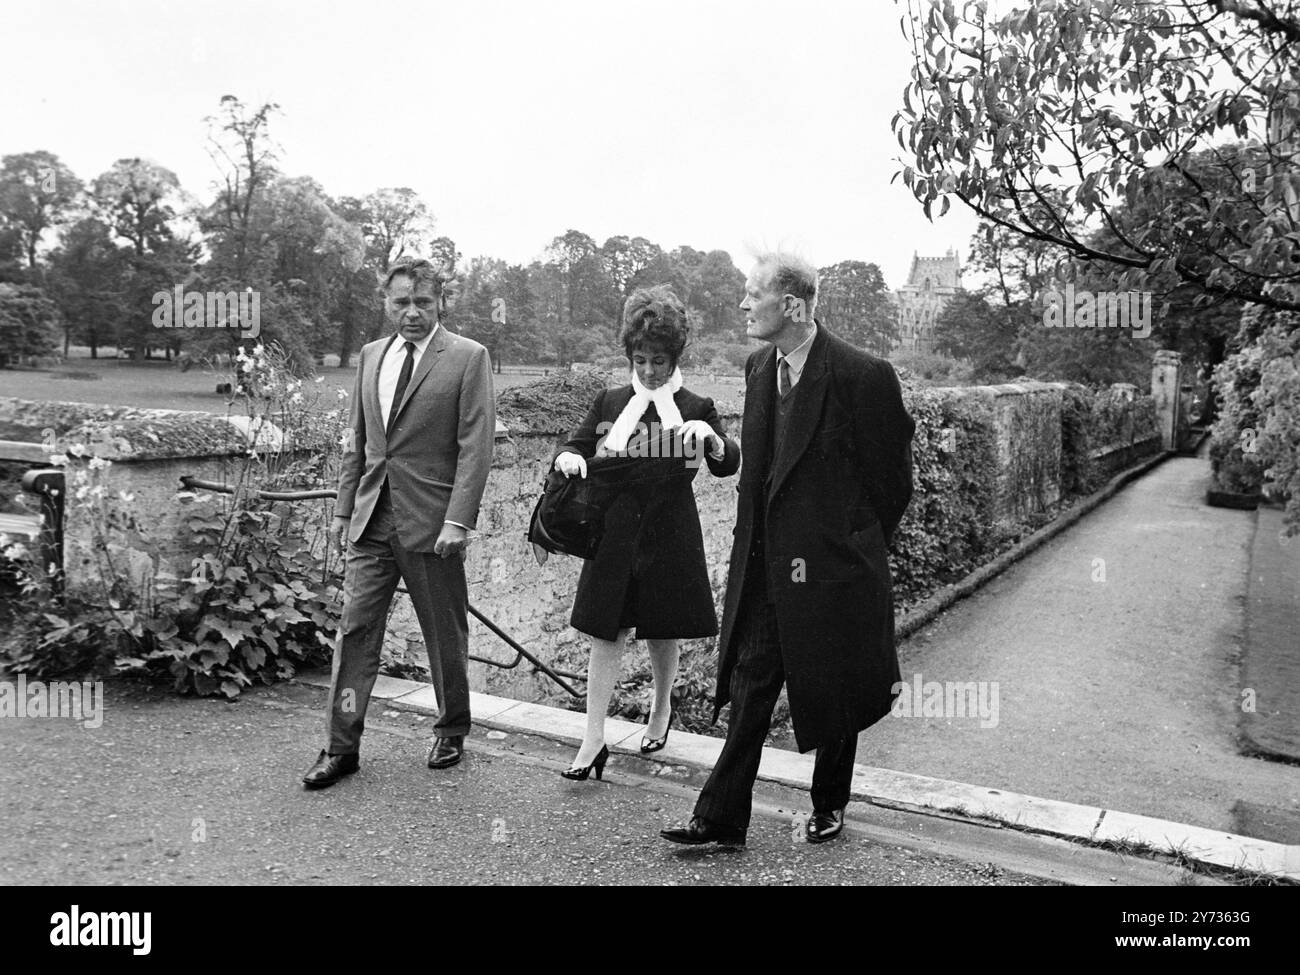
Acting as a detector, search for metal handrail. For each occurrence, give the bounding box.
[178,475,586,697]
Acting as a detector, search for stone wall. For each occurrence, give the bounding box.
[938,381,1068,525]
[389,416,744,703]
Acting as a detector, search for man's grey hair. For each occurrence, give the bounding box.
[753,250,818,316]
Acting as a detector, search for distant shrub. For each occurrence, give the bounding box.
[890,351,977,386]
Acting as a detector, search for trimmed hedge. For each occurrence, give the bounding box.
[889,384,999,605]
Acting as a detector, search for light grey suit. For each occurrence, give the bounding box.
[327,326,495,753]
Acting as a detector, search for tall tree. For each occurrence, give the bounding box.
[695,250,746,339]
[46,217,129,357]
[539,230,615,352]
[816,260,898,355]
[92,157,194,360]
[343,187,437,273]
[202,95,281,288]
[0,151,83,272]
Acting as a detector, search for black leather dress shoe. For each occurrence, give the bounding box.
[427,735,464,769]
[302,750,359,789]
[805,807,846,843]
[660,816,746,846]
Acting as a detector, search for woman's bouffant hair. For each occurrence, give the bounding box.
[620,284,689,364]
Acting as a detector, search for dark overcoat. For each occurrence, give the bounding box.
[713,325,916,752]
[559,384,740,641]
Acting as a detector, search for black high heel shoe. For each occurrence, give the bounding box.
[640,704,675,754]
[560,744,609,781]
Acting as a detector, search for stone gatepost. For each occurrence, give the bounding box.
[1151,350,1183,450]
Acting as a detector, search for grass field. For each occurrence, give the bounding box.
[0,348,746,415]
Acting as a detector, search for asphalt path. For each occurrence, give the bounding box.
[859,455,1300,835]
[0,681,1055,886]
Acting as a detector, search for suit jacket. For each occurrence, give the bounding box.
[713,323,916,751]
[336,326,495,552]
[557,385,740,641]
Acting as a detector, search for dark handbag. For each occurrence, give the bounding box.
[526,467,609,564]
[526,438,700,565]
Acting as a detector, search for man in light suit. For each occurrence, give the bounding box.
[661,251,915,845]
[302,257,496,788]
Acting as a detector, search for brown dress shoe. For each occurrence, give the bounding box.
[427,735,464,769]
[302,750,359,789]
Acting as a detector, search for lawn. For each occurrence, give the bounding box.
[0,350,746,416]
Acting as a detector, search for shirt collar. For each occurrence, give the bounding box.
[393,322,439,357]
[777,322,817,381]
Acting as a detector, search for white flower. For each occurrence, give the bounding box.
[88,456,110,471]
[75,486,89,500]
[48,453,68,466]
[68,443,87,457]
[118,490,135,502]
[3,542,29,561]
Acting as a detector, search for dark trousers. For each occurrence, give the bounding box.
[694,599,857,831]
[326,484,471,754]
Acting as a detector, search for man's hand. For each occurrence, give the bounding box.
[555,451,588,478]
[678,419,721,459]
[434,522,469,559]
[331,515,351,553]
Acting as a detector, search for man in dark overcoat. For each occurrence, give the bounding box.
[662,251,915,845]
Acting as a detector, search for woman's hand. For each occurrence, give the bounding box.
[677,420,721,459]
[555,451,588,478]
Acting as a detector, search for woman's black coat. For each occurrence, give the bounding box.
[557,384,740,641]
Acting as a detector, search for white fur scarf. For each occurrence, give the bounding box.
[600,367,685,453]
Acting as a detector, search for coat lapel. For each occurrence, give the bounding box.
[368,333,397,438]
[743,346,776,490]
[768,325,829,498]
[387,325,447,439]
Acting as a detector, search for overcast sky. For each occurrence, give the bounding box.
[2,0,978,289]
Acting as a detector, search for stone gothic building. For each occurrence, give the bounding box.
[895,248,963,355]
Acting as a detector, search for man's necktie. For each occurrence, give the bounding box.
[387,341,416,438]
[777,356,791,396]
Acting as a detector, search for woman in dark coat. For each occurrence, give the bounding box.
[554,285,740,780]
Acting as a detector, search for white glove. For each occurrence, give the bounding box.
[555,451,588,478]
[678,420,721,458]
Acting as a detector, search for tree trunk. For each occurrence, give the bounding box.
[337,316,356,370]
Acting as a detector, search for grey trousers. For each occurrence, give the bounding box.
[325,487,471,754]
